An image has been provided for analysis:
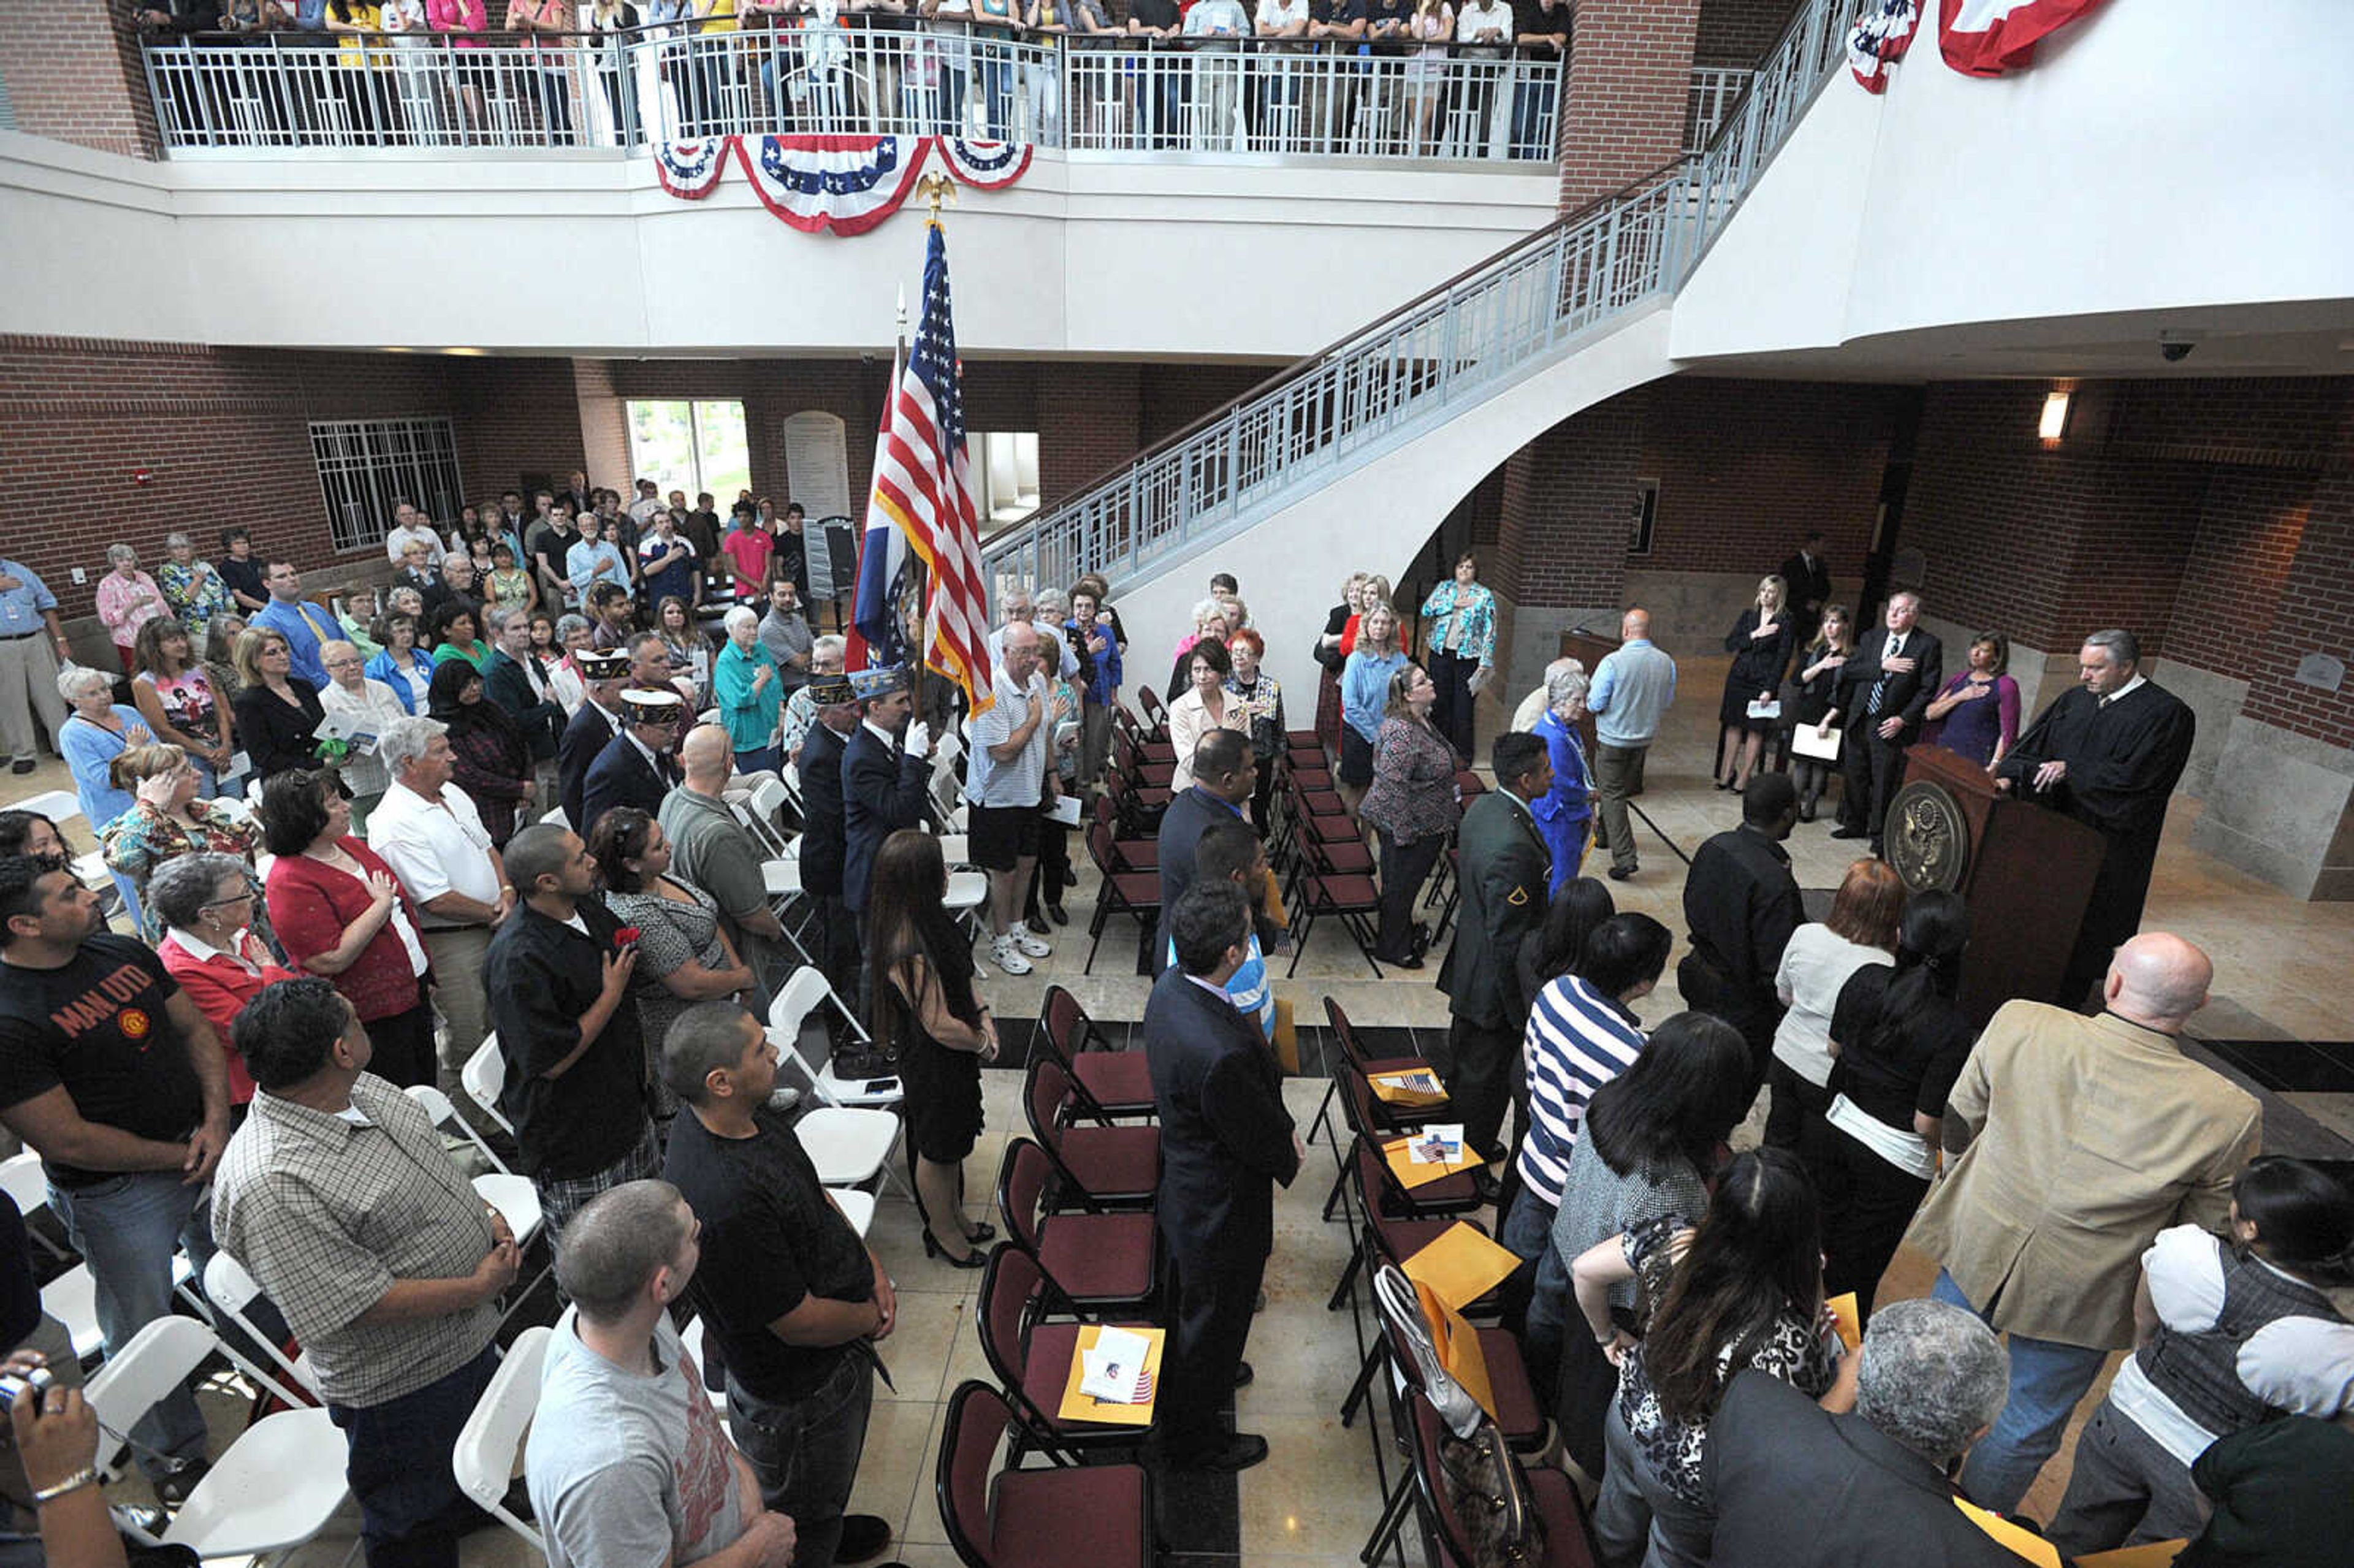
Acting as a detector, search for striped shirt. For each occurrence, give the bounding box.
[1517,974,1647,1207]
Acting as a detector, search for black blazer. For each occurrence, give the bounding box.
[798,719,849,899]
[232,679,324,778]
[1439,791,1550,1031]
[1141,967,1300,1271]
[1708,1372,2019,1568]
[558,699,622,832]
[841,725,928,915]
[1835,626,1944,739]
[483,650,564,761]
[1779,550,1834,618]
[1153,786,1248,973]
[581,731,675,834]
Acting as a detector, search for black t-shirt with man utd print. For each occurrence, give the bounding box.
[0,935,204,1187]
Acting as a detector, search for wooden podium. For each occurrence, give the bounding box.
[1886,745,2108,1024]
[1558,630,1618,758]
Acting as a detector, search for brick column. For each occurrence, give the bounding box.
[1488,387,1645,694]
[1038,364,1142,509]
[1557,0,1703,211]
[0,2,162,159]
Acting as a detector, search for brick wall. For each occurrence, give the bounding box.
[1636,378,1897,579]
[2239,471,2354,750]
[0,2,158,159]
[1495,385,1645,609]
[1559,0,1702,210]
[2167,470,2315,675]
[1694,0,1797,66]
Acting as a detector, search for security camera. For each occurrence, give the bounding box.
[2161,340,2194,363]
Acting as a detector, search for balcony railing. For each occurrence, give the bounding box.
[1685,66,1751,153]
[139,26,1577,161]
[980,0,1846,592]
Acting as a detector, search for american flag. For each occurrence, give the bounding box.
[861,220,994,716]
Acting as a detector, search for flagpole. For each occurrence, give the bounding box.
[907,173,958,728]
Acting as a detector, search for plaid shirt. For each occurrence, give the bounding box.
[213,1073,500,1409]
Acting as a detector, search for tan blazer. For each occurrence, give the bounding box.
[1903,1002,2260,1350]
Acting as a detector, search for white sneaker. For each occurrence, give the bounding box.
[1009,920,1053,959]
[991,935,1034,976]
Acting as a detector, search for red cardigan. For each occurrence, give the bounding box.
[265,837,433,1024]
[158,932,292,1106]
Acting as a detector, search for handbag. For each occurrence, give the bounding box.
[1439,1417,1548,1568]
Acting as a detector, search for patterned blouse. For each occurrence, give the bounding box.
[135,668,221,747]
[96,570,168,650]
[1358,714,1461,846]
[101,802,268,943]
[1222,672,1286,761]
[157,560,234,636]
[1419,580,1498,666]
[606,877,734,1120]
[1616,1213,1838,1507]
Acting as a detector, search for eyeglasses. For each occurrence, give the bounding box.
[202,885,257,910]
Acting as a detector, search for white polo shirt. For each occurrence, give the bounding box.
[367,779,502,925]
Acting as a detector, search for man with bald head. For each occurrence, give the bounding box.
[1584,608,1677,881]
[1905,931,2261,1515]
[660,724,789,984]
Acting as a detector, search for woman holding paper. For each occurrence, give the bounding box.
[1715,574,1794,792]
[867,830,1000,1269]
[1570,1147,1857,1568]
[1785,604,1852,822]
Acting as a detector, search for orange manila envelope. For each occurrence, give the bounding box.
[1412,1279,1497,1421]
[1056,1323,1167,1428]
[1825,1292,1862,1352]
[2073,1545,2190,1568]
[1405,1222,1522,1312]
[1952,1499,2061,1568]
[1384,1133,1480,1191]
[1369,1069,1449,1108]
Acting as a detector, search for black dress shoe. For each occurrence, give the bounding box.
[1829,825,1868,839]
[1233,1361,1254,1388]
[1796,802,1817,823]
[9,759,32,775]
[922,1233,989,1269]
[836,1514,894,1564]
[1469,1170,1502,1206]
[1179,1433,1271,1473]
[1608,866,1636,881]
[1376,951,1424,970]
[1045,902,1068,927]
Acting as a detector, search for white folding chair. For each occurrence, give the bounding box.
[84,1317,348,1562]
[452,1325,550,1555]
[763,988,910,1203]
[404,1084,552,1320]
[200,1251,318,1408]
[460,1035,516,1137]
[769,967,893,1103]
[15,789,117,912]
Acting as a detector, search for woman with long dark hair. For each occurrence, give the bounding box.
[1527,1010,1754,1477]
[866,829,1000,1268]
[2047,1156,2354,1558]
[1515,872,1616,1008]
[1571,1147,1853,1567]
[1805,889,1974,1315]
[424,660,533,845]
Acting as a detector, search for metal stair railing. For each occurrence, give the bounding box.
[982,0,1851,593]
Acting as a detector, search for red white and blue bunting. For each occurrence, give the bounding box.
[650,134,1034,236]
[1848,0,2109,93]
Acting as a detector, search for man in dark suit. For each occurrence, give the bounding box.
[558,649,630,832]
[1779,530,1834,645]
[1681,774,1803,1086]
[1995,628,2196,1008]
[1152,727,1259,975]
[795,674,863,1007]
[1832,588,1943,854]
[582,688,685,832]
[482,606,565,761]
[1436,731,1553,1187]
[1143,880,1301,1473]
[1708,1299,2018,1568]
[840,664,931,919]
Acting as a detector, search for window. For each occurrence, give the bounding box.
[969,432,1040,525]
[628,400,751,503]
[310,418,466,552]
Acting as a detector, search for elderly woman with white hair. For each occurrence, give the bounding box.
[547,612,593,715]
[318,639,408,829]
[56,664,153,831]
[1168,598,1236,701]
[1531,661,1594,893]
[156,531,234,658]
[713,602,786,775]
[95,544,168,674]
[151,850,295,1109]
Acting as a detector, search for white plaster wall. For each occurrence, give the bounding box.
[0,132,1557,357]
[1670,0,2354,362]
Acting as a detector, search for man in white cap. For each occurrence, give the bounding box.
[582,687,685,833]
[560,648,631,833]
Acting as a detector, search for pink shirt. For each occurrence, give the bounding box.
[96,569,167,649]
[429,0,487,45]
[722,528,774,601]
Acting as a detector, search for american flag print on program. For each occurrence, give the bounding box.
[864,221,996,717]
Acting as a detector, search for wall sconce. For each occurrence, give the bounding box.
[2038,390,2072,443]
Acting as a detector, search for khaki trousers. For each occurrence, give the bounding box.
[0,634,68,762]
[423,924,495,1089]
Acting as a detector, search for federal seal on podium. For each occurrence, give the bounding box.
[1886,778,1970,893]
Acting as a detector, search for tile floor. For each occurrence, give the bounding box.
[17,652,2351,1566]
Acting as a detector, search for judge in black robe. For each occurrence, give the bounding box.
[1995,633,2195,1008]
[1143,881,1300,1472]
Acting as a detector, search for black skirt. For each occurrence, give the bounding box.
[1339,726,1375,788]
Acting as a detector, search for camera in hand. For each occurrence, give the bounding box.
[0,1365,54,1403]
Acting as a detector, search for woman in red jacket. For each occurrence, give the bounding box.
[258,769,438,1090]
[148,851,297,1109]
